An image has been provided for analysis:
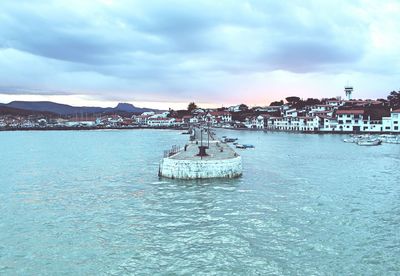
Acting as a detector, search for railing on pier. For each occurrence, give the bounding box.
[163,145,182,157]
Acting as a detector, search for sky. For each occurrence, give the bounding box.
[0,0,399,109]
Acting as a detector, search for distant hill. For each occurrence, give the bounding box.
[0,105,57,116]
[115,102,145,112]
[1,101,160,115]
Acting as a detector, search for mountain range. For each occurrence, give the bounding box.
[0,101,160,116]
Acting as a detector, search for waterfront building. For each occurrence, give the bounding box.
[134,114,151,125]
[65,117,97,127]
[319,116,338,132]
[266,116,319,132]
[147,117,176,127]
[209,111,232,123]
[336,109,364,132]
[381,109,400,132]
[244,116,264,129]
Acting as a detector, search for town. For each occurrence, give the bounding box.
[1,87,399,134]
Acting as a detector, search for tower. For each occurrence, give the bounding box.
[345,86,353,100]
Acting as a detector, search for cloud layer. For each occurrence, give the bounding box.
[0,0,399,107]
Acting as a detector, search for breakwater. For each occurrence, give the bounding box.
[158,128,242,179]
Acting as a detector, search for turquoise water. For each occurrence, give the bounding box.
[0,129,399,275]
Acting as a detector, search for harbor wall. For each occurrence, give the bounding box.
[159,156,242,179]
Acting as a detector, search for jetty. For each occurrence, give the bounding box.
[159,127,242,179]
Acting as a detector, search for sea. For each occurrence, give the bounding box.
[0,129,399,275]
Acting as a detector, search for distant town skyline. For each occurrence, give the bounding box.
[1,0,399,109]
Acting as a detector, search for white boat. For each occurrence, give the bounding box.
[356,139,382,146]
[343,138,358,143]
[384,138,400,144]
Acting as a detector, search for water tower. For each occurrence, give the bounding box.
[344,86,353,100]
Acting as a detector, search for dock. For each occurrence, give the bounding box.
[159,127,242,179]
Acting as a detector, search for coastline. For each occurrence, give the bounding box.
[0,126,188,132]
[1,125,400,135]
[214,127,400,135]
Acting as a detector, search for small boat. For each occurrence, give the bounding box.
[356,139,382,146]
[224,138,238,143]
[236,144,246,149]
[343,138,358,143]
[384,138,400,144]
[242,144,255,148]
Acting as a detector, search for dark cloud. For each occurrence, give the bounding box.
[0,0,398,103]
[0,86,73,95]
[266,38,364,73]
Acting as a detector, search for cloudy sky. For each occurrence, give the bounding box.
[0,0,399,109]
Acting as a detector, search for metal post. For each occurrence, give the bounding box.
[200,128,203,147]
[207,122,210,148]
[200,127,203,159]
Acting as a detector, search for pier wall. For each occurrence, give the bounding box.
[159,156,242,179]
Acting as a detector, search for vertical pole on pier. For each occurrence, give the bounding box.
[207,121,210,148]
[200,128,203,159]
[200,128,203,147]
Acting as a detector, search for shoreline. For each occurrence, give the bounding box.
[214,127,400,135]
[1,126,399,135]
[0,126,188,132]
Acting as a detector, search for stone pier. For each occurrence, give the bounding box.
[159,129,242,179]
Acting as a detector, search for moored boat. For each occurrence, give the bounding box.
[242,144,255,148]
[356,139,382,146]
[343,138,358,143]
[224,137,238,143]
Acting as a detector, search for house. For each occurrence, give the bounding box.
[266,116,319,131]
[244,116,254,128]
[336,109,365,132]
[141,111,155,116]
[135,114,151,125]
[228,105,241,112]
[391,109,400,132]
[174,118,184,127]
[192,108,205,115]
[182,115,192,124]
[381,109,400,132]
[147,117,176,127]
[285,108,298,117]
[189,117,199,124]
[326,99,344,107]
[255,115,265,129]
[254,106,281,113]
[65,117,97,127]
[319,116,338,132]
[310,104,334,112]
[209,111,232,124]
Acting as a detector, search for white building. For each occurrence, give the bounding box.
[147,117,176,127]
[228,105,241,112]
[285,108,298,117]
[319,116,338,132]
[326,99,344,107]
[336,109,364,132]
[266,116,319,131]
[209,111,232,124]
[134,115,151,125]
[381,109,400,132]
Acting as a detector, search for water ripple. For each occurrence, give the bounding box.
[0,130,399,275]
